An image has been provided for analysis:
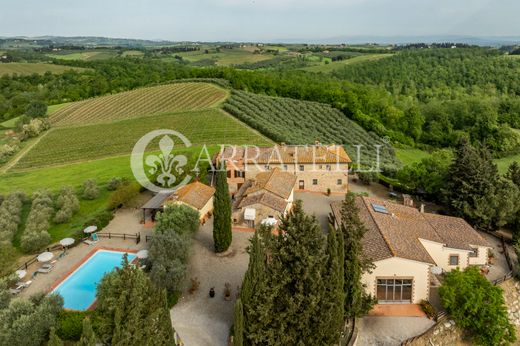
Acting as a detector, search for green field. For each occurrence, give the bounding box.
[301,54,392,73]
[47,102,72,115]
[46,50,118,61]
[176,48,277,66]
[0,116,20,128]
[223,90,399,168]
[51,82,228,126]
[395,148,431,166]
[15,108,271,170]
[0,62,86,76]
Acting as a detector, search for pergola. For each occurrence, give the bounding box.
[140,190,174,222]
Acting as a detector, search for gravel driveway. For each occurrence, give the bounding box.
[357,316,434,345]
[171,219,251,346]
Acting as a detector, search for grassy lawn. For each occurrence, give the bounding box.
[301,54,392,73]
[1,145,221,193]
[177,48,276,66]
[496,154,520,174]
[0,116,20,128]
[395,148,431,166]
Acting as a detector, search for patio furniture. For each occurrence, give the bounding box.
[15,280,32,290]
[42,263,53,270]
[37,251,54,263]
[9,288,21,295]
[37,267,52,274]
[15,269,27,280]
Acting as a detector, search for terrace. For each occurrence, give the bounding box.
[15,209,151,298]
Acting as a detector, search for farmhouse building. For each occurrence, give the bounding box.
[215,143,351,195]
[330,196,491,304]
[233,168,296,227]
[141,181,215,223]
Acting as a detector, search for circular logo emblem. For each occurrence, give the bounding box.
[131,129,192,192]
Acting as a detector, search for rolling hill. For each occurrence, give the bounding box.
[50,82,228,126]
[0,62,87,76]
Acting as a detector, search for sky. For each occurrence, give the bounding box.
[0,0,518,42]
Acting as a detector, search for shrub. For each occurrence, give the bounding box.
[419,299,436,319]
[440,266,516,345]
[107,182,140,210]
[19,118,50,141]
[83,210,114,231]
[21,189,54,252]
[54,186,80,224]
[0,192,24,243]
[56,310,92,341]
[106,177,129,191]
[82,179,99,200]
[357,171,378,185]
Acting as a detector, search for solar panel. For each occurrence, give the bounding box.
[371,203,389,214]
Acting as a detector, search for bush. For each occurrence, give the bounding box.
[21,189,54,252]
[107,182,140,210]
[82,179,99,200]
[54,186,80,224]
[19,118,50,141]
[419,299,436,319]
[357,171,378,185]
[106,177,130,191]
[440,266,516,345]
[83,210,114,231]
[56,310,92,341]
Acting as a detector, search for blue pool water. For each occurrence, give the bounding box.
[53,250,136,310]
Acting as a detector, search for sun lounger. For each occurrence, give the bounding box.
[83,239,98,245]
[58,251,66,259]
[9,288,21,295]
[42,263,53,270]
[37,267,52,274]
[15,280,32,290]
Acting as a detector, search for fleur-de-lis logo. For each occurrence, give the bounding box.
[131,129,192,192]
[145,136,187,187]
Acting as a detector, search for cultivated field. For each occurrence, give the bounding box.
[15,109,272,170]
[223,90,400,168]
[175,48,277,66]
[50,83,229,126]
[0,62,86,76]
[46,50,118,61]
[301,54,392,73]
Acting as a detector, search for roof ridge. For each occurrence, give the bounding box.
[361,196,397,257]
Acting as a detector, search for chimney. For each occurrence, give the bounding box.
[420,203,425,213]
[402,194,414,207]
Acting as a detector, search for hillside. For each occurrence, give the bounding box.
[0,62,86,76]
[50,82,228,126]
[300,54,391,73]
[223,90,399,169]
[15,108,271,170]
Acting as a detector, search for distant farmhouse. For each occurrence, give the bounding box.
[330,196,491,304]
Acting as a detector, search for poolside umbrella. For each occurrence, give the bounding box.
[15,270,27,279]
[83,225,97,234]
[137,249,149,259]
[60,237,75,247]
[261,217,277,226]
[37,252,54,263]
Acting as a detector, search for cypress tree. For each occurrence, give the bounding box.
[340,193,375,318]
[233,298,244,346]
[77,317,96,346]
[267,200,328,344]
[47,327,64,346]
[213,164,232,252]
[316,225,346,344]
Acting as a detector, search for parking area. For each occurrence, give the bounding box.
[357,316,435,346]
[170,219,251,346]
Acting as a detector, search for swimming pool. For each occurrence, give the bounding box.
[52,249,136,310]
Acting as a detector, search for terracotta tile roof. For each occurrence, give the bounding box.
[422,213,491,250]
[219,144,351,164]
[238,192,288,213]
[165,181,215,210]
[331,196,491,265]
[245,168,296,199]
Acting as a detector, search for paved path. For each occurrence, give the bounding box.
[357,316,434,346]
[171,219,251,346]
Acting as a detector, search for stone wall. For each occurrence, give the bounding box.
[501,279,520,331]
[405,317,470,346]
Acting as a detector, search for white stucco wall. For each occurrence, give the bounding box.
[419,239,474,272]
[362,257,431,304]
[468,245,490,266]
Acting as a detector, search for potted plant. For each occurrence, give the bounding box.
[209,287,215,298]
[224,282,232,301]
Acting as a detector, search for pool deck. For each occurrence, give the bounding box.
[19,209,151,298]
